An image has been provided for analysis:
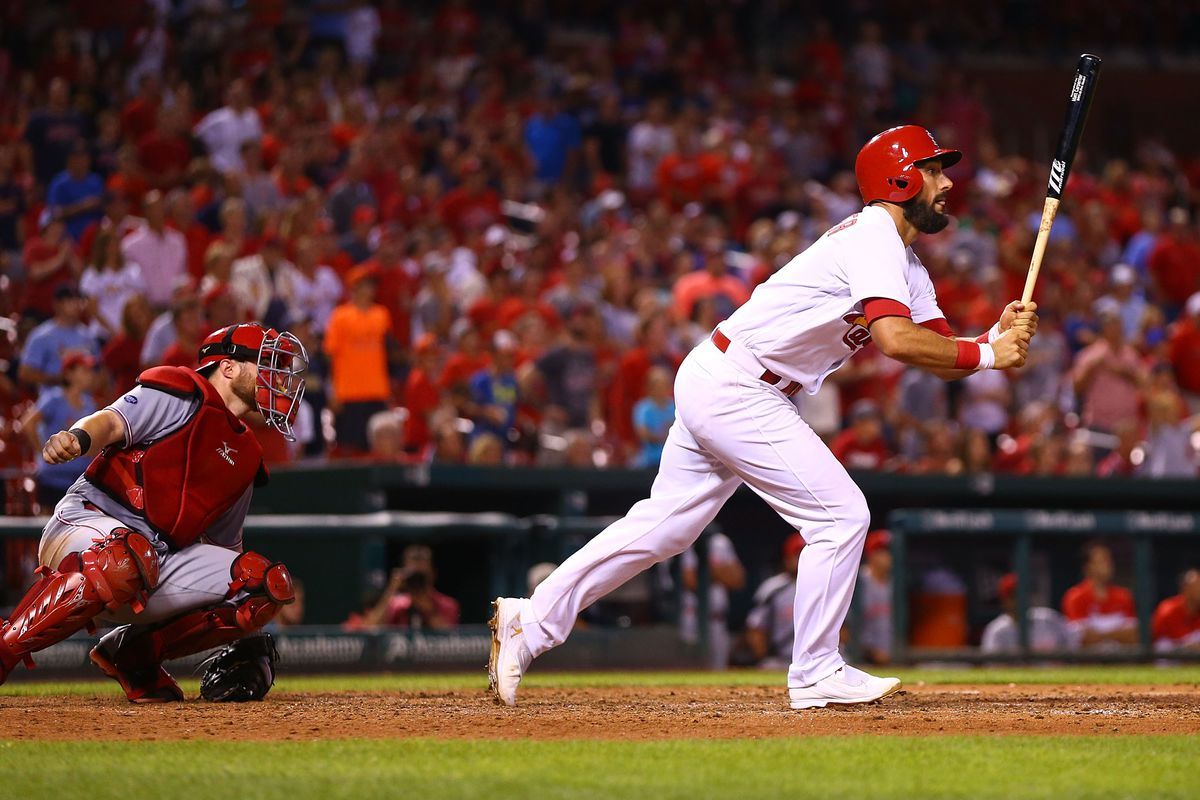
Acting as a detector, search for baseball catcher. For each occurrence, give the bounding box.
[0,323,305,702]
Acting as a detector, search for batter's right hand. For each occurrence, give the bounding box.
[43,430,82,464]
[991,327,1031,370]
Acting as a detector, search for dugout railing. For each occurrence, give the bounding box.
[0,511,715,675]
[887,508,1200,664]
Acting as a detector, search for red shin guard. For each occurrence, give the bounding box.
[0,529,159,680]
[107,552,293,670]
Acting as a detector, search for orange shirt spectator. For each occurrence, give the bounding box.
[324,292,391,404]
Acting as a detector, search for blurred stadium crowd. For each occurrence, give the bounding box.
[2,1,1200,514]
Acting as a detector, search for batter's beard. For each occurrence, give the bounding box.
[902,195,951,234]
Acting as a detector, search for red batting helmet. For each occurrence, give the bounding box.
[198,323,308,441]
[854,125,962,204]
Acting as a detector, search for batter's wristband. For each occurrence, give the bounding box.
[977,343,996,370]
[68,427,92,455]
[954,341,981,370]
[975,322,1003,344]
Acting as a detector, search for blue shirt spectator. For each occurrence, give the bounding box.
[20,286,100,395]
[632,366,677,467]
[32,385,98,492]
[23,79,87,185]
[524,102,581,183]
[47,159,105,242]
[469,331,521,438]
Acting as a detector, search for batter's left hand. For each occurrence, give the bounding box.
[1000,301,1038,336]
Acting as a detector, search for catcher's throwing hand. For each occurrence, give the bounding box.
[43,430,83,464]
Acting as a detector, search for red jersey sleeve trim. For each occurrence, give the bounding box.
[862,298,912,324]
[920,317,955,337]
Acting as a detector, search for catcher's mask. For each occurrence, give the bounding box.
[198,323,308,441]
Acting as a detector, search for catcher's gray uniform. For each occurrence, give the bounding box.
[38,384,255,626]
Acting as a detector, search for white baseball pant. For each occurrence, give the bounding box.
[520,337,871,687]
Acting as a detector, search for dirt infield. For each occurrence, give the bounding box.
[3,683,1200,740]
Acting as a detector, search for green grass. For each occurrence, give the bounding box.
[0,737,1195,800]
[4,664,1199,697]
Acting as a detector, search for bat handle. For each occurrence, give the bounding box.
[1021,197,1060,305]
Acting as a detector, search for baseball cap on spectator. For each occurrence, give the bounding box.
[54,284,84,301]
[203,282,233,310]
[849,398,881,423]
[997,572,1018,603]
[783,532,806,561]
[864,529,891,556]
[346,264,379,289]
[61,352,96,371]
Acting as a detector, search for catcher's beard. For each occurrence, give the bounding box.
[902,193,951,234]
[233,362,259,408]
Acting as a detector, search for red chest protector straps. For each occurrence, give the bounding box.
[86,366,268,550]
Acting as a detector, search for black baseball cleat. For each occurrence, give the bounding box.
[90,644,184,703]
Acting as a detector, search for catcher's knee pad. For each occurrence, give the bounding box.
[118,551,293,666]
[0,528,158,677]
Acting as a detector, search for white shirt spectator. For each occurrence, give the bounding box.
[140,311,175,367]
[230,254,291,321]
[958,368,1011,435]
[120,224,188,307]
[856,564,892,657]
[981,607,1075,654]
[745,572,797,667]
[278,261,344,332]
[194,106,263,173]
[345,4,381,66]
[678,532,743,669]
[626,120,673,192]
[80,261,146,337]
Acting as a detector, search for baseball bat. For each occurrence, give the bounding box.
[1020,53,1102,304]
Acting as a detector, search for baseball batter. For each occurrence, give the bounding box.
[0,323,306,702]
[491,125,1039,709]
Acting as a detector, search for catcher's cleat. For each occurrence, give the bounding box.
[788,664,901,710]
[89,644,184,704]
[488,597,533,707]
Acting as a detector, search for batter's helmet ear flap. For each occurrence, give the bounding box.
[855,125,962,204]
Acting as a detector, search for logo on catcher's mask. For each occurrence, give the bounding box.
[216,441,238,465]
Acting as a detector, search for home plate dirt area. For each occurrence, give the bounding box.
[3,683,1199,740]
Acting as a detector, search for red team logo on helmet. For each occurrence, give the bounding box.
[198,323,308,441]
[854,125,962,204]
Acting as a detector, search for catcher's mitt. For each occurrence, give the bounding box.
[198,633,279,702]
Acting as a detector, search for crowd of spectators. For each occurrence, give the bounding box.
[2,1,1200,515]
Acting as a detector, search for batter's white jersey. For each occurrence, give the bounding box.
[518,201,960,689]
[720,204,946,394]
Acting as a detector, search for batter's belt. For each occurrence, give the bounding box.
[710,329,802,397]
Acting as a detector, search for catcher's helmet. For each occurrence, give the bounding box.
[854,125,961,204]
[198,323,308,441]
